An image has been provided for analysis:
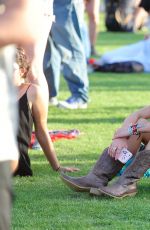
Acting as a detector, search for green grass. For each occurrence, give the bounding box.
[12,18,150,230]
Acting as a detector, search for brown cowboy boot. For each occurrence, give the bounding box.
[91,150,150,198]
[60,148,124,192]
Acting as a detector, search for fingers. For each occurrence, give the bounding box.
[73,167,80,171]
[67,167,80,172]
[59,167,80,173]
[109,144,123,160]
[108,145,118,158]
[115,148,122,160]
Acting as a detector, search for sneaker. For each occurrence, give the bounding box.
[49,97,58,106]
[58,97,88,109]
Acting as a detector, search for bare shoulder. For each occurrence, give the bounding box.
[27,83,48,109]
[27,83,42,102]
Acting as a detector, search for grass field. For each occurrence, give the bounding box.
[12,18,150,230]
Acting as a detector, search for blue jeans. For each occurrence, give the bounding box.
[44,0,89,102]
[80,22,91,59]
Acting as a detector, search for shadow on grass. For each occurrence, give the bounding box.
[48,117,123,125]
[90,74,150,92]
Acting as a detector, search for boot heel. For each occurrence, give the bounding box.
[126,192,137,197]
[90,187,102,196]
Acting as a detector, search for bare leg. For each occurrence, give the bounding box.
[126,132,150,154]
[85,0,100,50]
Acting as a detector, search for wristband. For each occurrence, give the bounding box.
[55,165,60,171]
[128,126,133,136]
[128,123,140,136]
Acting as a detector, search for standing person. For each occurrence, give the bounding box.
[22,0,55,109]
[44,0,89,110]
[0,43,18,230]
[0,0,50,229]
[85,0,100,56]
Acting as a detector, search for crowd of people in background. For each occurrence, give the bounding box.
[43,0,150,108]
[1,0,150,229]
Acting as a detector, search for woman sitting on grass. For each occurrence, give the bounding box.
[14,47,79,176]
[61,107,150,198]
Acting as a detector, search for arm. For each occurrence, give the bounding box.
[113,106,150,139]
[0,0,53,49]
[23,0,54,95]
[28,85,79,172]
[109,106,150,159]
[122,106,150,125]
[0,0,43,47]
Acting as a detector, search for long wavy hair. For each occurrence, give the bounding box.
[16,47,30,79]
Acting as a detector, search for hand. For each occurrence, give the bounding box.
[137,118,150,133]
[58,166,80,173]
[108,138,128,160]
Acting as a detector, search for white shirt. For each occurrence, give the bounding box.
[97,38,150,72]
[0,46,18,161]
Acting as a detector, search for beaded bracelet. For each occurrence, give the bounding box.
[128,123,141,136]
[55,165,61,172]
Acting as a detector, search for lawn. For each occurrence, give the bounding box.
[12,17,150,230]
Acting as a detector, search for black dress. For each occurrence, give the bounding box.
[14,89,33,176]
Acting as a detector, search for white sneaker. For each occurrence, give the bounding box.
[58,97,88,109]
[49,97,58,106]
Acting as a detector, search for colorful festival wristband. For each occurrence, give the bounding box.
[128,123,140,136]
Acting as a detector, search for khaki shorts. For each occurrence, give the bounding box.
[0,161,12,230]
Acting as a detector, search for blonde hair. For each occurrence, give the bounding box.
[16,47,30,78]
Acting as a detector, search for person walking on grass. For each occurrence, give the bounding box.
[44,0,89,110]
